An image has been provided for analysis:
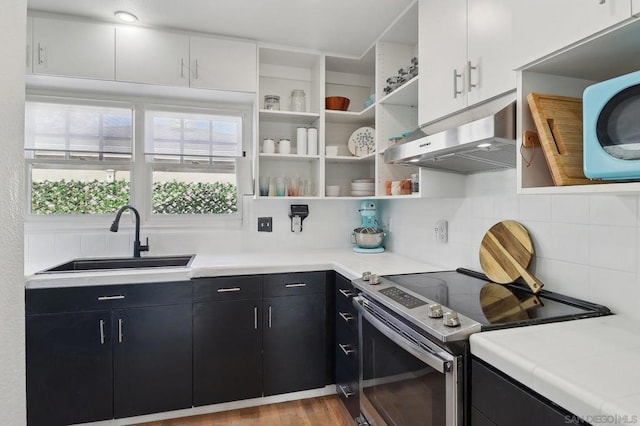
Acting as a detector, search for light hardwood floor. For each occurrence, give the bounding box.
[132,396,354,426]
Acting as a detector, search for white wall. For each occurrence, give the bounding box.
[25,198,363,273]
[0,0,26,424]
[380,169,640,320]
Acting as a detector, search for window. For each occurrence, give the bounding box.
[25,98,247,220]
[145,109,242,215]
[25,101,133,215]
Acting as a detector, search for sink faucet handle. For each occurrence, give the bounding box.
[141,237,150,252]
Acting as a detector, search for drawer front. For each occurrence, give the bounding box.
[193,276,262,302]
[263,271,326,297]
[336,304,358,335]
[335,320,358,372]
[26,281,192,315]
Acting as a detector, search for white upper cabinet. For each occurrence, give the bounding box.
[32,17,115,80]
[116,27,190,87]
[418,0,513,127]
[190,36,256,92]
[512,0,632,68]
[466,0,514,106]
[633,0,640,15]
[418,0,467,125]
[26,16,33,74]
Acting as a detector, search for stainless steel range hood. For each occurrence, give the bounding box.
[384,101,516,174]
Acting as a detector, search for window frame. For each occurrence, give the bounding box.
[24,94,253,230]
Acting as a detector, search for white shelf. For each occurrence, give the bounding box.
[378,76,419,107]
[325,153,376,163]
[325,104,375,124]
[259,153,320,160]
[376,194,421,199]
[520,181,640,195]
[259,109,320,125]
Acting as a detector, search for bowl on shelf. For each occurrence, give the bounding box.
[325,145,339,156]
[326,185,341,197]
[325,96,350,111]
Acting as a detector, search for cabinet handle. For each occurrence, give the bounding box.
[268,305,272,328]
[195,59,199,79]
[338,289,356,298]
[285,283,306,288]
[99,319,105,345]
[453,68,463,98]
[118,319,123,343]
[467,61,478,92]
[338,384,355,398]
[97,295,125,301]
[254,306,258,330]
[181,57,185,78]
[37,43,45,65]
[339,343,355,356]
[599,0,606,4]
[217,287,241,293]
[339,312,355,323]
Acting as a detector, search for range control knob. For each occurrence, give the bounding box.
[362,271,372,281]
[369,274,381,285]
[443,311,461,327]
[428,304,444,318]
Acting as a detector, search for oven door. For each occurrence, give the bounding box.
[354,296,462,426]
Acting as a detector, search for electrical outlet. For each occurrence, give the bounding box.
[435,220,448,243]
[258,217,272,232]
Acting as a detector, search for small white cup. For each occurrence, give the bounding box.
[263,138,275,154]
[278,139,291,154]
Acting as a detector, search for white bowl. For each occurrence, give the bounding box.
[325,146,339,156]
[352,178,374,183]
[326,185,341,196]
[351,190,375,196]
[351,182,375,191]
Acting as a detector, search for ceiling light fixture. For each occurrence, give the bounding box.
[114,11,138,23]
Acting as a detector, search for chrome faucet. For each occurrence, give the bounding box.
[109,205,149,257]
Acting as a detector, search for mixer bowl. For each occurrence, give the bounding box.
[352,227,385,249]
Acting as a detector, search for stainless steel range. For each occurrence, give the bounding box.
[351,268,610,426]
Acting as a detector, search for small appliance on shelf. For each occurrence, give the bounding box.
[351,200,385,254]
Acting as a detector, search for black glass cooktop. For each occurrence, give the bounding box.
[382,268,611,328]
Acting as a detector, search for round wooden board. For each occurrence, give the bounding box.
[479,220,534,284]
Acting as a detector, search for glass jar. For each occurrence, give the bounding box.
[264,95,280,110]
[290,89,306,112]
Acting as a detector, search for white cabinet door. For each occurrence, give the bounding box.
[116,27,189,87]
[190,36,256,92]
[512,0,631,68]
[633,0,640,15]
[26,16,33,74]
[33,17,115,80]
[418,0,467,126]
[466,0,515,105]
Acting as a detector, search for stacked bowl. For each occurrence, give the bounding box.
[350,178,375,197]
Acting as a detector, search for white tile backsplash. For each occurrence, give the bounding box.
[24,170,640,320]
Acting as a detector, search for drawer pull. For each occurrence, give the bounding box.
[217,287,241,293]
[339,312,355,322]
[338,289,356,298]
[254,306,258,330]
[268,305,272,328]
[99,319,105,345]
[339,343,355,356]
[118,319,123,343]
[97,295,125,301]
[338,384,355,398]
[285,283,306,288]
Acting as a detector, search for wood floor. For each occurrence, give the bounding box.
[132,396,354,426]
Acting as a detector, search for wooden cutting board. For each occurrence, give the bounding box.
[480,283,542,324]
[527,93,598,186]
[479,220,544,294]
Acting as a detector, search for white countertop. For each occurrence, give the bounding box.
[470,315,640,424]
[25,249,444,289]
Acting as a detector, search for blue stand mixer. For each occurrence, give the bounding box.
[352,200,385,253]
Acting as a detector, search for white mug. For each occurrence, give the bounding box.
[278,139,291,155]
[263,138,275,154]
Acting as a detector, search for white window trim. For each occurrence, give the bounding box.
[24,93,254,231]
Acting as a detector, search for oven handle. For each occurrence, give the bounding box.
[354,298,452,374]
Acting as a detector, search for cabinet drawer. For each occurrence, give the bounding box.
[336,305,358,335]
[193,276,262,302]
[263,271,326,297]
[26,281,192,315]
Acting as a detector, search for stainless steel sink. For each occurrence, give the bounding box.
[36,255,194,274]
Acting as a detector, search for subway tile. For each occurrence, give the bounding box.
[589,225,637,273]
[590,267,639,319]
[549,223,589,265]
[551,194,589,224]
[519,194,552,222]
[590,194,637,227]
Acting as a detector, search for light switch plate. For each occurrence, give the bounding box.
[258,217,272,232]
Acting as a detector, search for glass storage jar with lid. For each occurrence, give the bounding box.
[290,89,306,112]
[264,95,280,110]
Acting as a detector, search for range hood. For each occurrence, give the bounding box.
[384,101,516,174]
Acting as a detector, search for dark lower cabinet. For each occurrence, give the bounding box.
[113,304,192,418]
[25,282,192,426]
[26,311,113,426]
[263,293,326,396]
[471,357,587,426]
[193,299,262,405]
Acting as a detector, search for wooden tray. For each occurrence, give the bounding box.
[526,93,598,186]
